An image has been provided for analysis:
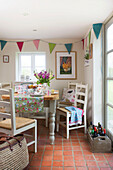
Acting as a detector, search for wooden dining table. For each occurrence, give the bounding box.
[2,90,59,145]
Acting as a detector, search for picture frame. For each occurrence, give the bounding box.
[3,55,9,63]
[55,51,77,80]
[89,43,93,59]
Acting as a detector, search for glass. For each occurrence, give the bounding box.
[107,106,113,133]
[107,80,113,104]
[21,67,31,77]
[35,54,45,67]
[107,52,113,77]
[21,55,31,67]
[107,23,113,52]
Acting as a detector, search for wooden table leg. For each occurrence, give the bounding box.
[49,100,56,144]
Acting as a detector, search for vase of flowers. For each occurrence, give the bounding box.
[34,70,54,94]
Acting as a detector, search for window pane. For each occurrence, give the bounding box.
[107,52,113,77]
[21,67,31,77]
[35,54,45,67]
[107,23,113,51]
[21,55,31,67]
[35,66,46,73]
[107,80,113,104]
[107,106,113,133]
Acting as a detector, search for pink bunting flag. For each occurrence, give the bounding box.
[82,39,84,49]
[33,40,40,50]
[17,42,24,52]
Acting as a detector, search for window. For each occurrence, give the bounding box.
[16,52,46,81]
[105,17,113,136]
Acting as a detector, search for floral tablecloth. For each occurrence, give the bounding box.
[14,94,44,113]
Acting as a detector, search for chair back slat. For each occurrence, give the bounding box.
[0,89,10,95]
[68,82,76,89]
[0,88,16,132]
[0,101,10,108]
[74,83,88,112]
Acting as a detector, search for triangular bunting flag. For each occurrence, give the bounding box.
[0,40,7,50]
[65,43,72,54]
[89,31,91,44]
[17,42,24,52]
[93,23,102,39]
[33,40,40,50]
[49,43,56,53]
[82,39,84,49]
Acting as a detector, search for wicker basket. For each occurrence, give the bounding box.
[0,134,29,170]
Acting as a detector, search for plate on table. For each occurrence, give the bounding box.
[30,93,44,97]
[51,91,58,95]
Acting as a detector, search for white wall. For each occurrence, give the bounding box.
[84,29,103,126]
[0,38,84,98]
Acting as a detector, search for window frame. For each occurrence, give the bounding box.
[16,52,46,81]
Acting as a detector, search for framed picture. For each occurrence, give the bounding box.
[3,55,9,63]
[89,43,93,59]
[55,51,77,80]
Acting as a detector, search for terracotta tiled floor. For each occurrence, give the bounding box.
[27,122,113,170]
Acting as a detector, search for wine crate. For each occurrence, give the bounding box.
[87,132,112,153]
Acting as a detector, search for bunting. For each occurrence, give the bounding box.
[0,40,7,50]
[93,23,102,39]
[65,43,72,54]
[33,40,40,50]
[17,42,24,52]
[85,37,87,48]
[82,39,84,49]
[49,43,56,53]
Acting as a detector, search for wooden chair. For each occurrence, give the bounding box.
[56,83,88,139]
[58,82,77,108]
[0,82,11,89]
[0,88,37,153]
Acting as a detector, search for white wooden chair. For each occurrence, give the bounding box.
[56,83,88,139]
[0,82,11,89]
[0,88,37,153]
[58,82,77,108]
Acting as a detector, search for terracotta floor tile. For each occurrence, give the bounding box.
[41,161,52,166]
[64,160,75,167]
[105,155,113,162]
[73,151,83,155]
[54,146,63,150]
[86,161,97,167]
[43,155,53,161]
[94,155,106,161]
[83,150,93,155]
[88,167,99,170]
[54,150,63,155]
[30,160,41,166]
[84,155,95,160]
[63,151,72,155]
[74,155,84,161]
[64,156,73,160]
[100,168,111,170]
[98,162,110,167]
[53,155,63,160]
[45,146,54,150]
[72,146,81,151]
[76,167,87,170]
[63,146,72,150]
[109,161,113,167]
[44,150,53,155]
[52,167,63,170]
[53,161,63,166]
[64,167,75,170]
[40,167,51,170]
[75,160,86,166]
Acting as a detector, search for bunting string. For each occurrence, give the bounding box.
[0,23,103,53]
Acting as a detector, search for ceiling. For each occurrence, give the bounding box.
[0,0,113,40]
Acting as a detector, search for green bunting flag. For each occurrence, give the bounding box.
[0,40,7,50]
[65,43,72,54]
[89,31,91,45]
[49,43,56,53]
[93,23,102,39]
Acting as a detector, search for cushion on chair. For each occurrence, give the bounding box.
[62,88,75,103]
[0,117,35,130]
